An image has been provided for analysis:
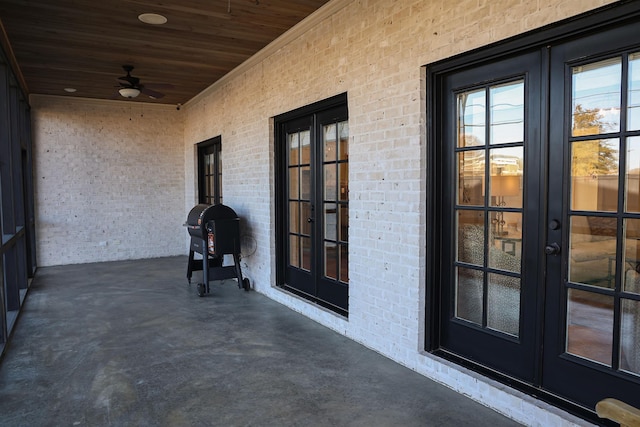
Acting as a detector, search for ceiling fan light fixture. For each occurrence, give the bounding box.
[119,87,141,98]
[138,13,167,25]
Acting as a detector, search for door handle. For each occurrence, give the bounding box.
[307,217,313,223]
[545,242,561,255]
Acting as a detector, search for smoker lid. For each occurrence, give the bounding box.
[202,204,238,221]
[187,204,211,226]
[186,203,239,226]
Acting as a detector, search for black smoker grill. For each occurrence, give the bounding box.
[186,203,250,296]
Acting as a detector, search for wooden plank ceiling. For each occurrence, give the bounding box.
[0,0,330,105]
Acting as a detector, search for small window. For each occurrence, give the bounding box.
[197,136,222,205]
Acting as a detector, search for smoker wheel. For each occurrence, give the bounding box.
[242,278,250,291]
[197,283,206,297]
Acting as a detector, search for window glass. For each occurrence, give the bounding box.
[322,120,348,284]
[456,267,483,325]
[487,273,520,336]
[572,58,621,136]
[626,136,640,212]
[339,122,349,161]
[289,133,299,165]
[489,146,523,209]
[568,216,616,287]
[628,53,640,131]
[621,298,640,375]
[457,89,485,147]
[457,210,485,267]
[490,81,524,145]
[289,202,299,234]
[454,81,524,339]
[324,164,337,201]
[289,168,299,199]
[324,124,336,162]
[570,139,619,212]
[457,150,485,206]
[324,241,337,280]
[623,218,640,293]
[566,289,614,366]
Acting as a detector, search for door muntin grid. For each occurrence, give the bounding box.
[565,52,640,375]
[455,78,525,338]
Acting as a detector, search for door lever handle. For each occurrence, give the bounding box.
[545,242,561,255]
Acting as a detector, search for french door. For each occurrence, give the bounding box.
[434,18,640,413]
[543,22,640,410]
[276,100,349,315]
[439,50,543,382]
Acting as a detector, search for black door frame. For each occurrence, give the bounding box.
[274,93,349,315]
[197,136,222,205]
[426,2,640,422]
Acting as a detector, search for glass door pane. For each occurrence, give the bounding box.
[288,130,311,271]
[322,120,348,284]
[563,52,640,375]
[454,80,524,337]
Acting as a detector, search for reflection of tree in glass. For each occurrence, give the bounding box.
[572,104,618,177]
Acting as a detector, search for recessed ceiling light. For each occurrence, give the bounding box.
[138,13,167,25]
[64,88,77,93]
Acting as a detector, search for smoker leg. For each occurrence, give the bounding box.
[187,250,195,284]
[233,253,250,291]
[202,245,210,295]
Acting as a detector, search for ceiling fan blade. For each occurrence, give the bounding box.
[118,75,140,86]
[140,86,165,99]
[144,83,174,90]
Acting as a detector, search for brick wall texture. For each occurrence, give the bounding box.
[32,0,618,425]
[31,97,185,266]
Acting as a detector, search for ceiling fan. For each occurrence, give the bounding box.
[116,65,170,99]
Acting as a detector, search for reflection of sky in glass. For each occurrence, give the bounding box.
[300,130,310,146]
[339,122,349,139]
[629,53,640,131]
[572,58,621,133]
[324,124,336,142]
[490,81,524,144]
[289,133,298,150]
[458,81,524,147]
[458,89,485,147]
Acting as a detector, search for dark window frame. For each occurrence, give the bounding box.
[0,47,35,358]
[197,136,222,205]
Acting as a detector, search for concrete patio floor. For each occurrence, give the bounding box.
[0,256,522,426]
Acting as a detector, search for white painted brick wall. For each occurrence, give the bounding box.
[31,96,185,266]
[182,0,614,425]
